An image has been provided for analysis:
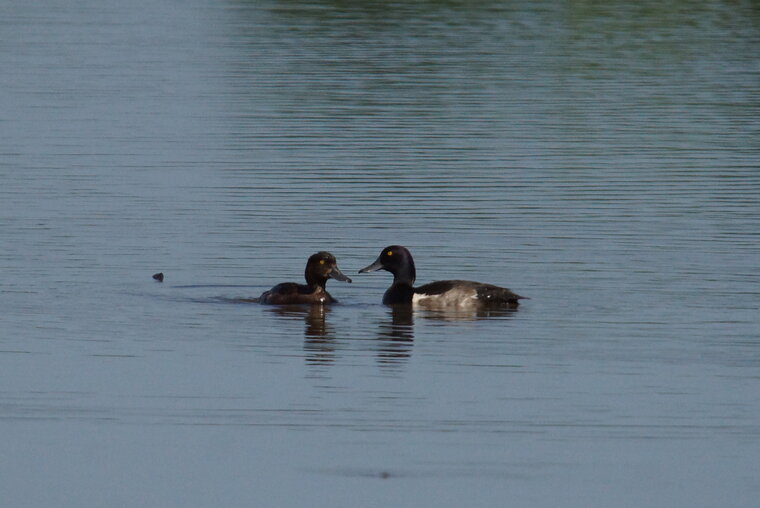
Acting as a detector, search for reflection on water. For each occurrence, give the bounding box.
[376,306,415,365]
[265,303,416,366]
[266,305,337,364]
[261,301,522,367]
[415,305,519,322]
[2,0,759,507]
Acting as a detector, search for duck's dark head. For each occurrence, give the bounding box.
[305,251,352,288]
[358,245,416,284]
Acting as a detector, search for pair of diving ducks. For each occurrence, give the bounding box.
[259,245,526,307]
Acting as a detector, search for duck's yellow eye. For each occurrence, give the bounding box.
[386,250,393,257]
[319,259,325,265]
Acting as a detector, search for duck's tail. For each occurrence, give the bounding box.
[476,285,527,306]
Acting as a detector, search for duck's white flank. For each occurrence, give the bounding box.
[412,287,480,307]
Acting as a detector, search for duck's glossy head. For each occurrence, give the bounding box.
[306,251,352,287]
[358,245,416,284]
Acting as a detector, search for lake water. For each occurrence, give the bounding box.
[1,1,759,506]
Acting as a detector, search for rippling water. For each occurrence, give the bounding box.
[1,1,759,506]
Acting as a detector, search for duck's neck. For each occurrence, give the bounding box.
[383,284,415,305]
[305,273,327,291]
[392,258,416,286]
[385,262,415,305]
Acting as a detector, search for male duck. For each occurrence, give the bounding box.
[258,251,352,304]
[359,245,525,307]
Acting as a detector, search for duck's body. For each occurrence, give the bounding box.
[258,283,337,305]
[258,252,351,305]
[359,245,525,308]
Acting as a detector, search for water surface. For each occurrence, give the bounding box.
[1,1,759,507]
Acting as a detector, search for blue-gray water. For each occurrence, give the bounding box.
[2,1,759,506]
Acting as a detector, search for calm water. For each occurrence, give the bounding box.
[2,0,759,506]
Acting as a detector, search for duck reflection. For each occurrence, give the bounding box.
[415,305,519,322]
[373,304,519,365]
[262,302,519,368]
[376,305,415,365]
[265,305,336,365]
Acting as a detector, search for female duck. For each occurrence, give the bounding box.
[359,245,525,307]
[259,252,352,304]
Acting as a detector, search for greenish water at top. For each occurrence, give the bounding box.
[1,1,759,507]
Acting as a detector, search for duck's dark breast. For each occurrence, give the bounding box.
[259,283,335,305]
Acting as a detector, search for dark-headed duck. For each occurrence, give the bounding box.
[359,245,525,307]
[259,252,351,305]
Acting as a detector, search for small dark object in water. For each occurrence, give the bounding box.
[152,272,164,282]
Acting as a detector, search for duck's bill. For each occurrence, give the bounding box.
[329,265,352,283]
[358,259,383,273]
